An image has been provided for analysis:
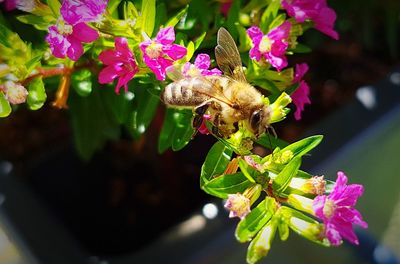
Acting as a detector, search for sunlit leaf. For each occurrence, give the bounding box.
[200,141,233,186]
[203,172,253,199]
[139,0,156,36]
[165,5,188,28]
[235,197,277,243]
[272,157,301,194]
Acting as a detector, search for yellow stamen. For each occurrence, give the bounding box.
[259,35,272,53]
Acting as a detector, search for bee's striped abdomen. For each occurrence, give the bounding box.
[162,77,211,107]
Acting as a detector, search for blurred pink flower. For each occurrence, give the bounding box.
[46,0,107,61]
[281,0,339,40]
[182,53,222,78]
[98,37,138,94]
[291,63,311,120]
[220,0,232,17]
[0,0,16,11]
[247,21,291,71]
[140,27,187,81]
[197,114,211,135]
[313,171,368,246]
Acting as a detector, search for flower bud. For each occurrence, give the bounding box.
[3,81,28,105]
[273,150,294,164]
[247,218,278,263]
[289,175,326,195]
[287,194,314,215]
[269,92,292,123]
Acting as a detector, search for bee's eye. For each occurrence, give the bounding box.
[250,110,261,131]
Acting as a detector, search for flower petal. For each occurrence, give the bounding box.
[247,26,263,44]
[72,22,99,43]
[163,44,187,60]
[98,65,120,84]
[66,37,84,61]
[194,53,211,70]
[46,26,70,58]
[156,26,175,45]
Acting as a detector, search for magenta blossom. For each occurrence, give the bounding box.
[291,63,311,120]
[61,0,108,25]
[313,171,368,246]
[198,114,211,135]
[0,0,16,11]
[220,0,232,17]
[281,0,339,40]
[46,20,99,61]
[46,0,107,61]
[182,53,222,78]
[247,21,291,71]
[98,37,138,94]
[140,27,187,81]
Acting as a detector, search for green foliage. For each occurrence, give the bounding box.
[27,77,46,110]
[203,172,253,199]
[0,92,11,118]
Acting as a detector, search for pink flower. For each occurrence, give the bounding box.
[45,0,107,61]
[291,63,311,120]
[46,21,99,61]
[281,0,339,40]
[61,0,108,25]
[98,37,138,94]
[140,27,187,81]
[182,53,222,78]
[198,114,211,135]
[247,21,291,71]
[224,193,251,219]
[313,171,368,246]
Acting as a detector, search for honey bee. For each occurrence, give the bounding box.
[161,27,271,138]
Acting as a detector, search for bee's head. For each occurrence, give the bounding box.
[249,106,271,137]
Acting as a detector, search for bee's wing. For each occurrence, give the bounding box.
[166,64,186,81]
[215,27,247,83]
[165,65,235,107]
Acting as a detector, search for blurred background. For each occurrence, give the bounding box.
[1,0,400,263]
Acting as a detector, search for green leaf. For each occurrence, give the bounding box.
[47,0,61,16]
[0,24,12,48]
[139,0,156,37]
[185,41,195,62]
[158,108,194,153]
[200,141,233,186]
[27,77,46,110]
[194,32,206,49]
[235,197,277,243]
[272,157,301,194]
[268,13,286,31]
[158,108,176,153]
[127,86,159,139]
[288,43,312,53]
[25,55,42,74]
[165,5,188,28]
[259,0,281,32]
[202,172,253,199]
[256,133,288,150]
[69,87,120,160]
[0,92,11,118]
[238,158,256,183]
[279,135,323,158]
[171,110,194,151]
[16,15,53,31]
[108,0,123,15]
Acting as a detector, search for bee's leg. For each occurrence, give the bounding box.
[192,103,209,129]
[211,113,223,138]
